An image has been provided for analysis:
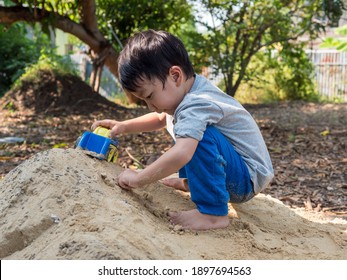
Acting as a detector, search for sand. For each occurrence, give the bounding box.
[0,148,346,260]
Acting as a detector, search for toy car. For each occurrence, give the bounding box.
[75,127,119,163]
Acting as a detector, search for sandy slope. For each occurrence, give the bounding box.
[0,148,346,260]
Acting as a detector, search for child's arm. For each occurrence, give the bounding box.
[91,112,167,138]
[117,137,199,189]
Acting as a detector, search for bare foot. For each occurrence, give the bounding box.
[160,178,189,192]
[169,209,229,230]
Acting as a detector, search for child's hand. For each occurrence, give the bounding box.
[117,169,142,190]
[91,119,116,131]
[91,119,125,138]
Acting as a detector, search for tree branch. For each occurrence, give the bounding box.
[80,0,105,42]
[0,6,101,50]
[0,4,120,91]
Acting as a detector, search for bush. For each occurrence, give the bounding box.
[12,50,79,91]
[270,45,319,101]
[0,23,43,96]
[235,44,319,103]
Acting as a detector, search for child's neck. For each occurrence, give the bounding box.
[184,75,196,95]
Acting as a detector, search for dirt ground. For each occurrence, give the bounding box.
[0,71,346,259]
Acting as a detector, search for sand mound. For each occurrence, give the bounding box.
[0,70,123,115]
[0,148,346,260]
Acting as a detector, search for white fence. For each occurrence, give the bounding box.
[307,50,347,101]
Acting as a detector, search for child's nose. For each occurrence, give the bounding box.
[147,102,157,112]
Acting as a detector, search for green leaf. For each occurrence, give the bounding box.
[336,41,347,51]
[335,25,347,36]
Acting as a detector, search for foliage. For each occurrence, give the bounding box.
[266,45,319,101]
[11,0,196,53]
[0,23,43,96]
[320,25,347,51]
[13,49,79,90]
[322,0,346,27]
[178,22,211,74]
[1,0,345,103]
[235,44,319,103]
[96,0,195,50]
[192,0,346,97]
[0,0,200,101]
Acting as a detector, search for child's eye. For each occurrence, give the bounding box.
[146,93,153,99]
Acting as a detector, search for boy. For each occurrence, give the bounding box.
[91,30,274,230]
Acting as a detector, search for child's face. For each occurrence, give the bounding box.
[129,67,187,115]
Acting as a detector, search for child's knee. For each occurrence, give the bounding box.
[229,191,255,204]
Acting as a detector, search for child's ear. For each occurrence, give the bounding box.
[169,66,183,84]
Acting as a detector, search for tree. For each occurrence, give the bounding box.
[0,0,194,101]
[194,0,346,97]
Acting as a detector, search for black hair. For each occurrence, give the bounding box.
[117,29,194,92]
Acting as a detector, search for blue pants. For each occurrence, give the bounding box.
[179,126,254,216]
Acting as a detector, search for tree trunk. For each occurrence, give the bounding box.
[90,63,103,93]
[225,73,236,97]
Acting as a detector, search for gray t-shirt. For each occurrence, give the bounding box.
[170,74,274,194]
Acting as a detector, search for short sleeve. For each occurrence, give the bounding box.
[174,99,224,141]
